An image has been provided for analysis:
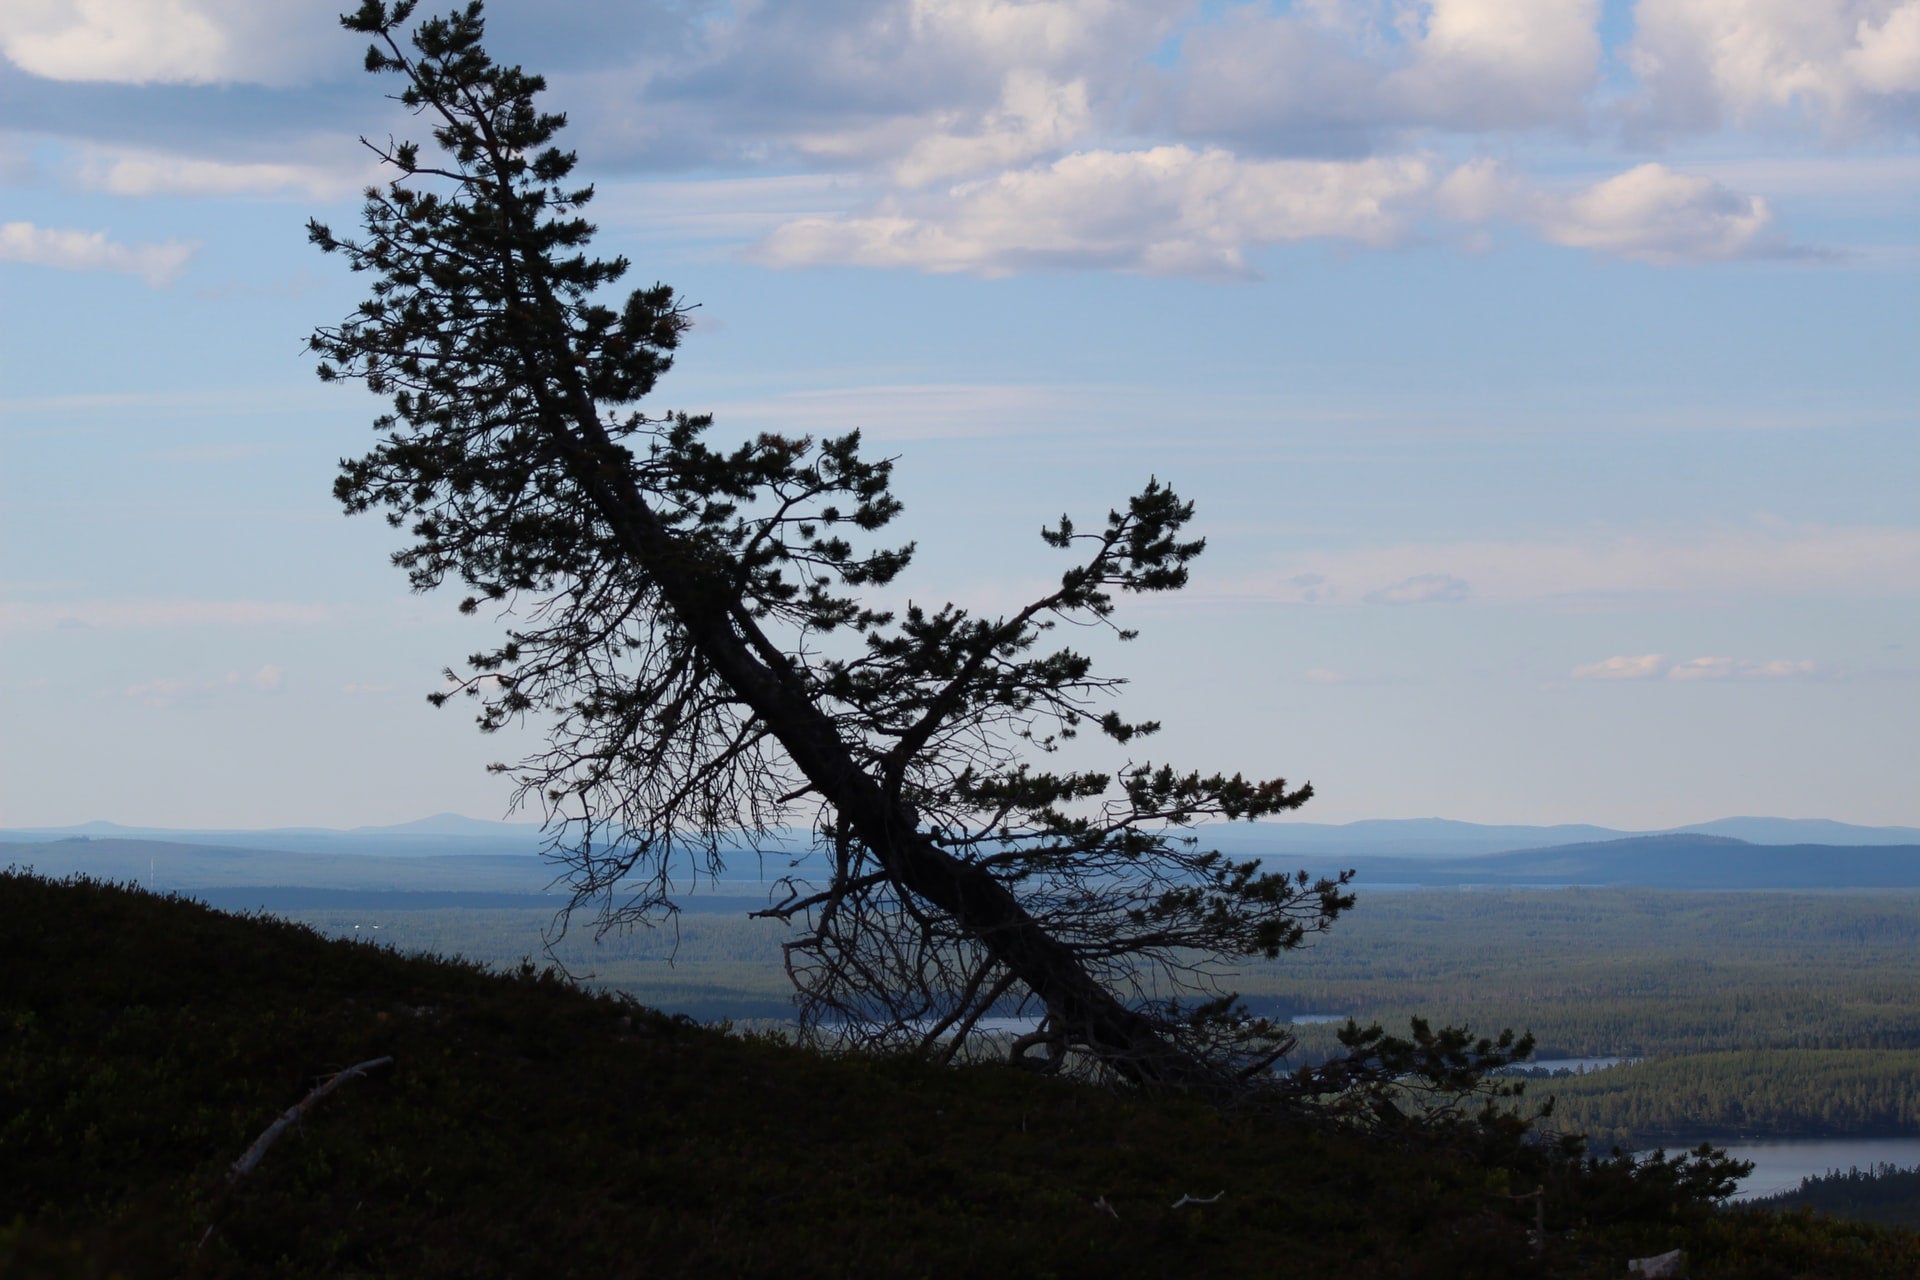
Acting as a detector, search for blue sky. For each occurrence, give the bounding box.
[1,0,1915,830]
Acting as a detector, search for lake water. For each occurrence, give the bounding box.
[1650,1137,1920,1201]
[1510,1056,1634,1074]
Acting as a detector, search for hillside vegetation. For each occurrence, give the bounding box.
[5,871,1917,1279]
[1753,1164,1920,1231]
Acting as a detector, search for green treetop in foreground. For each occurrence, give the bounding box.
[311,0,1525,1106]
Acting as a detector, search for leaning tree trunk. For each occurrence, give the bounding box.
[504,294,1220,1092]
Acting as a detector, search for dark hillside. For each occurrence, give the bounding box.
[4,872,1915,1279]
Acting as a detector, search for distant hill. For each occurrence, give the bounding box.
[1671,817,1920,846]
[6,814,1914,862]
[1193,817,1920,859]
[0,837,788,911]
[1320,835,1920,891]
[0,818,551,858]
[10,831,1916,904]
[0,838,558,894]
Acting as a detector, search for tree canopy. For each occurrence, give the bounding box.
[310,1,1523,1103]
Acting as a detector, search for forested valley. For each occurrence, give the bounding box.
[275,887,1920,1149]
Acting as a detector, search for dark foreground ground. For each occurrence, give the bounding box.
[4,871,1915,1279]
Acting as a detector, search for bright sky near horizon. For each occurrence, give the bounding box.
[1,0,1915,832]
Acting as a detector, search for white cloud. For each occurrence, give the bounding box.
[1213,524,1920,606]
[1740,658,1820,679]
[1571,654,1668,680]
[1628,0,1920,136]
[0,598,328,631]
[1437,160,1788,263]
[1571,653,1821,681]
[1666,656,1732,680]
[74,146,369,200]
[754,147,1435,277]
[1535,163,1784,263]
[1165,0,1602,146]
[593,174,877,243]
[895,70,1092,186]
[758,149,1796,276]
[585,0,1180,173]
[0,220,197,286]
[1393,0,1603,129]
[0,0,334,86]
[120,675,195,707]
[905,0,1174,67]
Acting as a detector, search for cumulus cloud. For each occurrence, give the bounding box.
[593,0,1182,171]
[0,0,336,86]
[895,70,1092,186]
[1628,0,1920,137]
[757,146,1796,277]
[0,220,197,285]
[1164,0,1602,149]
[1437,159,1789,263]
[1571,654,1668,680]
[754,147,1435,276]
[0,0,1864,277]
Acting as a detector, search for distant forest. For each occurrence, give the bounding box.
[1751,1163,1920,1230]
[261,887,1920,1148]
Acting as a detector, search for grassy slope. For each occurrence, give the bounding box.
[4,873,1915,1280]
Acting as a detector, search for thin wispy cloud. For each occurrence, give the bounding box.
[0,598,328,632]
[73,145,370,201]
[119,663,285,708]
[1571,654,1668,680]
[704,382,1097,440]
[0,221,197,286]
[1571,654,1821,682]
[1667,656,1819,681]
[1213,525,1920,607]
[1363,574,1472,606]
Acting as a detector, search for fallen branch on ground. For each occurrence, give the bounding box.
[229,1057,394,1181]
[1170,1191,1224,1209]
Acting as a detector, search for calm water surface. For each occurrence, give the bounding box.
[1653,1137,1920,1201]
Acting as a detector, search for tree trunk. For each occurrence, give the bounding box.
[548,410,1216,1091]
